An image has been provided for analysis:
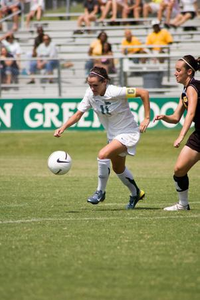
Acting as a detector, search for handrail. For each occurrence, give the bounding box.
[0,10,22,24]
[0,53,190,98]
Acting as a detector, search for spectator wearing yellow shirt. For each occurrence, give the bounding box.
[121,29,144,63]
[85,31,108,76]
[146,20,173,62]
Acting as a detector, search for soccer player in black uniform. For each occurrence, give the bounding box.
[154,55,200,211]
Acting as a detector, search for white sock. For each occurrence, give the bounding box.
[97,158,110,192]
[117,167,138,197]
[177,190,189,206]
[174,179,189,206]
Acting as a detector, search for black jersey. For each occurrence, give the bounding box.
[181,78,200,130]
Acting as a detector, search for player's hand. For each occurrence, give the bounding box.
[140,118,150,133]
[153,115,165,122]
[54,128,64,137]
[174,136,183,148]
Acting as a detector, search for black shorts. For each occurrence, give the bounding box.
[186,130,200,152]
[181,11,196,19]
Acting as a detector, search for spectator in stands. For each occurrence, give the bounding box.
[157,0,180,28]
[94,42,116,74]
[28,34,58,84]
[121,29,144,62]
[33,25,44,49]
[98,0,117,22]
[0,45,19,84]
[74,0,99,34]
[123,0,143,19]
[85,31,108,76]
[169,0,199,28]
[143,0,162,18]
[0,0,22,31]
[0,31,21,69]
[145,19,173,62]
[26,0,45,28]
[98,0,133,22]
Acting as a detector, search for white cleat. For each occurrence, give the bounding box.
[164,203,190,211]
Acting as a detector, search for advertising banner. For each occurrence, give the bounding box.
[0,97,187,131]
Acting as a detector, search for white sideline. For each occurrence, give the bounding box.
[0,214,200,225]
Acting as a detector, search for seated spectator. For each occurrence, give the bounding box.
[145,20,173,62]
[28,34,58,84]
[157,0,180,27]
[143,0,162,18]
[85,31,108,76]
[98,0,117,22]
[33,25,45,49]
[26,0,45,28]
[0,31,21,69]
[121,29,144,62]
[0,0,22,31]
[98,0,130,22]
[74,0,99,34]
[169,0,198,28]
[123,0,143,19]
[0,45,19,84]
[94,42,116,74]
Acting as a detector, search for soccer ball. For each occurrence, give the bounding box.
[48,151,72,175]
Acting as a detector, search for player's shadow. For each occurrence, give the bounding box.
[66,206,160,213]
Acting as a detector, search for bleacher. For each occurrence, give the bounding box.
[1,13,200,99]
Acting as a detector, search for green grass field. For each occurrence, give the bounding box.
[0,130,199,300]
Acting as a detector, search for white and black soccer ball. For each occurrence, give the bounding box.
[48,151,72,175]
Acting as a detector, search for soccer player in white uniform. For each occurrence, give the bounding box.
[54,66,150,209]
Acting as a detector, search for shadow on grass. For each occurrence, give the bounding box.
[65,206,161,213]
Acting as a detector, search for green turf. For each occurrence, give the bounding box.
[0,130,199,300]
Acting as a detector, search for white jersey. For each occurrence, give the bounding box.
[78,84,139,140]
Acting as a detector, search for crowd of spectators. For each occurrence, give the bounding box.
[0,0,199,87]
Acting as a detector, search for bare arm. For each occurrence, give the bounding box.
[154,98,185,124]
[173,86,198,147]
[135,88,150,133]
[54,110,84,137]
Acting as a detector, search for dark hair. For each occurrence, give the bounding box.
[97,31,108,41]
[102,42,112,53]
[6,34,14,41]
[179,55,200,74]
[88,66,110,82]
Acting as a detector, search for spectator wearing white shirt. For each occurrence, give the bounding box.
[28,34,58,84]
[170,0,199,27]
[26,0,45,28]
[0,31,21,69]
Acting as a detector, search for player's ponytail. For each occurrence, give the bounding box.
[196,57,200,72]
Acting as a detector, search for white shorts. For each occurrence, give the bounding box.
[149,3,160,14]
[112,129,140,157]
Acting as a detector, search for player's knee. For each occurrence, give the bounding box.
[98,149,108,160]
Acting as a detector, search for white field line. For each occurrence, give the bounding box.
[0,201,199,208]
[0,214,200,225]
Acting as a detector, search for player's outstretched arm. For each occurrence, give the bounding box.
[54,110,84,138]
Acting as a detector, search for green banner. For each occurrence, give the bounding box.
[0,97,187,131]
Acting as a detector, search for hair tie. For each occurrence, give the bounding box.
[89,71,105,80]
[181,57,196,72]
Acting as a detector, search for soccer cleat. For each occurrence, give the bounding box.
[87,190,106,205]
[164,203,190,211]
[126,189,145,210]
